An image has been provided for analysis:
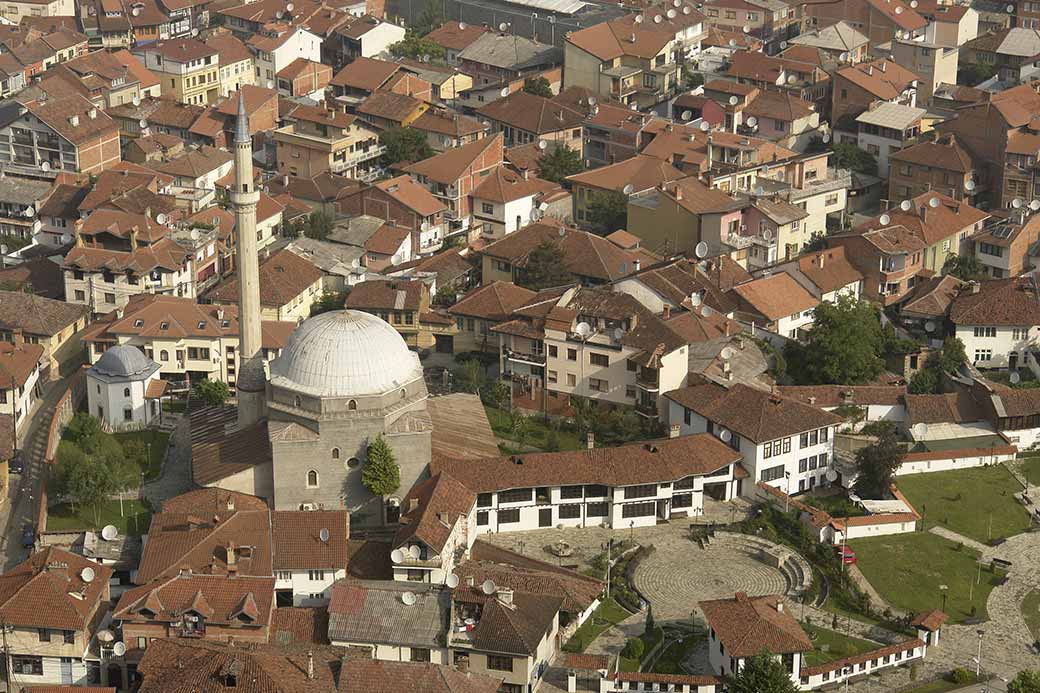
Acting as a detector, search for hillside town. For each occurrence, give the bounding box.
[5,0,1040,691]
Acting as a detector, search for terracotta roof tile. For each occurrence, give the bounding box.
[795,246,863,294]
[856,192,988,247]
[424,20,491,51]
[206,249,321,308]
[699,592,811,657]
[837,58,920,101]
[0,341,43,386]
[330,56,400,91]
[567,154,684,193]
[340,658,501,692]
[0,290,86,336]
[950,277,1040,326]
[271,511,349,571]
[393,471,475,552]
[372,174,446,216]
[730,272,818,322]
[471,165,557,203]
[449,281,536,320]
[0,547,112,630]
[476,90,584,136]
[405,133,502,185]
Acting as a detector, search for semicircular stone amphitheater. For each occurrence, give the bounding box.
[632,531,813,620]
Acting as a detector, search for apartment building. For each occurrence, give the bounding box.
[208,32,255,98]
[888,134,980,204]
[804,0,927,46]
[890,37,957,105]
[831,58,919,132]
[79,294,296,386]
[950,277,1040,369]
[829,226,926,305]
[248,25,322,88]
[701,0,803,54]
[273,104,384,180]
[0,95,120,174]
[854,102,926,177]
[133,38,220,105]
[0,339,43,437]
[972,214,1040,278]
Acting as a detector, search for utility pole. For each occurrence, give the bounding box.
[1,619,12,692]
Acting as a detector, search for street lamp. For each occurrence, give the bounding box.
[938,584,948,613]
[841,665,852,693]
[784,472,791,512]
[975,629,985,678]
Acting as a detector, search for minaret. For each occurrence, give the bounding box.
[231,93,266,426]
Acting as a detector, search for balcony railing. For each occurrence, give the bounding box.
[504,347,545,366]
[789,168,852,201]
[635,400,659,418]
[636,370,659,392]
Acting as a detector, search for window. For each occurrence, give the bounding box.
[624,484,656,499]
[560,485,584,499]
[799,458,808,473]
[477,510,489,526]
[589,378,608,392]
[347,457,360,469]
[559,504,581,519]
[590,352,609,367]
[64,630,74,644]
[137,637,147,649]
[477,492,493,507]
[74,290,85,301]
[38,629,50,642]
[104,292,116,304]
[761,464,785,482]
[498,508,520,524]
[13,656,42,676]
[124,387,131,397]
[1014,328,1028,341]
[159,350,169,362]
[567,348,577,361]
[481,203,494,214]
[585,484,608,497]
[974,349,992,362]
[487,655,514,671]
[331,448,340,460]
[306,470,318,487]
[974,327,996,338]
[123,407,133,422]
[622,501,656,518]
[499,488,532,503]
[308,570,326,582]
[567,373,577,386]
[548,345,558,358]
[586,501,609,516]
[410,648,431,663]
[548,370,558,384]
[626,385,636,398]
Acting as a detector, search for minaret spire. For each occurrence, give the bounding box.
[230,91,266,427]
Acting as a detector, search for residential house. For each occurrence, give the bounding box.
[78,294,296,386]
[854,102,926,176]
[247,26,322,89]
[805,0,928,46]
[405,134,504,238]
[206,249,323,321]
[0,257,65,299]
[208,32,256,98]
[612,255,752,319]
[106,97,203,142]
[470,166,559,240]
[397,59,473,102]
[132,38,220,106]
[61,49,141,108]
[0,0,74,23]
[271,510,349,606]
[890,37,958,105]
[961,28,1040,86]
[722,50,830,112]
[0,339,43,435]
[328,56,403,110]
[914,0,977,47]
[344,278,456,350]
[273,104,384,180]
[627,176,746,258]
[410,108,485,151]
[701,0,804,54]
[829,225,927,305]
[448,281,536,353]
[888,133,980,204]
[741,195,810,267]
[729,272,819,336]
[457,31,562,86]
[356,89,428,130]
[362,222,412,271]
[0,291,88,376]
[475,90,583,150]
[567,154,684,229]
[276,58,332,100]
[974,213,1040,278]
[950,277,1040,368]
[0,176,53,247]
[743,89,820,150]
[153,145,234,212]
[0,95,120,174]
[333,14,405,60]
[209,85,279,146]
[337,175,447,254]
[0,547,112,688]
[831,58,919,133]
[767,246,863,303]
[787,20,868,63]
[424,20,490,64]
[582,98,657,168]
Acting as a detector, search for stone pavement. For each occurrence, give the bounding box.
[930,525,991,554]
[141,413,193,507]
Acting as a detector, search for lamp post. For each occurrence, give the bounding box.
[939,584,948,613]
[975,629,984,678]
[784,472,791,512]
[842,665,852,693]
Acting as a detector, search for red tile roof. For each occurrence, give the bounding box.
[206,249,321,308]
[699,592,811,657]
[950,277,1040,326]
[270,510,349,571]
[0,547,112,631]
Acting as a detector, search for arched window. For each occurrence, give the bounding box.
[306,470,318,488]
[347,457,360,469]
[293,395,301,408]
[123,387,131,397]
[348,399,357,410]
[331,447,340,460]
[400,389,406,400]
[160,350,169,362]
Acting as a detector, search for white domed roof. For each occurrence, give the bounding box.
[91,345,159,380]
[269,310,422,397]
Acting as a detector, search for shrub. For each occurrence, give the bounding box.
[949,668,973,684]
[622,637,644,660]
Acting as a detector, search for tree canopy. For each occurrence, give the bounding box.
[380,126,434,165]
[362,434,400,497]
[389,31,446,61]
[194,378,231,406]
[1009,670,1040,693]
[311,291,346,316]
[830,142,878,176]
[943,253,986,281]
[784,296,884,385]
[297,209,334,241]
[517,239,574,290]
[536,146,583,184]
[587,191,628,234]
[853,427,903,498]
[727,652,799,693]
[54,416,138,527]
[523,76,553,98]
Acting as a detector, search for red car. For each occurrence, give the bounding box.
[835,545,857,565]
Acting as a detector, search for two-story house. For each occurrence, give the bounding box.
[271,510,349,606]
[0,338,43,438]
[831,58,919,134]
[273,104,384,181]
[470,166,559,241]
[205,249,322,321]
[475,90,583,150]
[567,154,684,229]
[975,214,1040,278]
[337,175,447,255]
[855,102,926,177]
[702,0,803,54]
[132,38,220,106]
[344,279,456,350]
[247,25,322,88]
[0,291,88,377]
[449,281,536,354]
[888,133,980,204]
[729,272,819,337]
[951,277,1040,369]
[805,0,927,47]
[829,225,927,305]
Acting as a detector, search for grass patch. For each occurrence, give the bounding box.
[619,626,663,673]
[485,405,582,451]
[897,465,1030,543]
[1023,589,1040,641]
[650,632,703,674]
[113,430,169,481]
[805,493,865,518]
[904,674,986,693]
[562,597,632,653]
[850,533,1000,623]
[162,399,187,413]
[1021,456,1040,486]
[801,624,880,666]
[47,499,151,536]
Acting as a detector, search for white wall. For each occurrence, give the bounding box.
[856,131,901,177]
[955,324,1036,368]
[896,451,1015,475]
[274,567,346,605]
[358,21,406,57]
[85,375,159,431]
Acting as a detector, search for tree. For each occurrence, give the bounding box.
[517,240,574,290]
[55,439,133,527]
[644,604,655,635]
[803,231,828,252]
[685,70,704,88]
[64,412,102,446]
[311,291,346,316]
[523,76,553,98]
[432,285,455,307]
[362,434,400,496]
[1009,670,1040,693]
[907,366,939,395]
[457,359,487,394]
[784,296,884,385]
[830,142,878,176]
[413,3,443,35]
[942,253,985,281]
[853,428,903,498]
[303,210,334,240]
[727,652,799,693]
[389,31,446,61]
[937,336,967,375]
[587,191,628,234]
[194,378,231,406]
[380,126,434,165]
[959,62,999,87]
[621,637,644,660]
[510,411,530,449]
[536,146,583,184]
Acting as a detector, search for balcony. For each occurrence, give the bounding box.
[789,168,853,201]
[504,347,545,366]
[636,369,659,392]
[635,399,659,418]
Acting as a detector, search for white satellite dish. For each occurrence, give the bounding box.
[742,24,750,33]
[112,642,126,657]
[97,630,114,643]
[924,320,935,333]
[721,346,734,360]
[965,180,976,192]
[101,525,118,541]
[667,8,677,18]
[498,21,508,31]
[787,75,797,84]
[653,14,662,23]
[699,121,710,132]
[575,321,592,338]
[700,305,713,318]
[402,591,417,605]
[446,573,460,588]
[910,0,918,6]
[929,197,940,208]
[690,292,703,308]
[1011,371,1022,384]
[825,469,838,482]
[41,161,50,172]
[729,38,737,47]
[1013,197,1025,209]
[558,226,567,237]
[267,80,275,89]
[132,6,140,14]
[695,241,708,258]
[408,545,421,559]
[190,229,200,241]
[683,5,691,13]
[822,133,831,143]
[681,109,692,121]
[719,428,732,442]
[319,527,329,543]
[899,200,912,212]
[746,116,758,127]
[191,27,199,35]
[762,228,774,241]
[1030,200,1040,211]
[139,118,148,129]
[81,567,95,583]
[500,87,510,98]
[912,422,928,439]
[728,95,739,106]
[286,2,294,10]
[481,579,497,595]
[156,213,168,225]
[588,96,597,106]
[780,41,788,50]
[839,51,849,62]
[673,0,680,6]
[421,220,430,232]
[635,14,643,23]
[390,548,405,563]
[529,209,540,222]
[537,139,547,150]
[879,213,891,225]
[1007,3,1015,12]
[459,21,467,29]
[622,183,634,195]
[612,327,624,340]
[276,9,284,17]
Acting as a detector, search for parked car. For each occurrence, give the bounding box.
[7,450,23,475]
[20,524,34,549]
[835,545,856,565]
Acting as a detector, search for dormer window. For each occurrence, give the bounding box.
[133,319,144,327]
[159,322,169,330]
[220,320,230,328]
[198,321,206,329]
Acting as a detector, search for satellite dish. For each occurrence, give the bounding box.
[929,197,940,208]
[667,8,677,18]
[575,321,592,338]
[720,428,732,442]
[408,545,421,559]
[700,305,713,318]
[537,139,548,150]
[588,96,597,106]
[286,2,294,10]
[402,591,417,605]
[558,226,567,237]
[267,80,275,89]
[190,229,200,241]
[1013,197,1025,209]
[681,109,692,121]
[156,213,168,225]
[780,41,788,49]
[41,161,50,172]
[825,469,838,482]
[622,184,634,195]
[899,200,912,212]
[102,525,118,541]
[839,51,849,62]
[879,213,891,225]
[97,630,114,643]
[498,21,508,31]
[690,292,703,307]
[787,75,797,84]
[276,9,284,17]
[762,228,774,241]
[500,87,510,98]
[1007,3,1015,12]
[1030,200,1040,211]
[529,208,542,222]
[80,567,95,583]
[446,573,460,588]
[728,38,737,47]
[139,118,148,129]
[1011,371,1022,384]
[699,121,710,132]
[421,220,430,232]
[319,527,330,543]
[635,14,643,23]
[965,180,976,192]
[822,133,831,143]
[695,241,708,258]
[720,346,734,360]
[653,14,662,23]
[910,0,918,6]
[746,116,758,127]
[112,642,126,657]
[912,422,928,439]
[459,21,467,29]
[673,0,680,6]
[613,327,624,340]
[390,548,405,563]
[132,6,140,14]
[683,5,691,13]
[742,24,750,33]
[481,579,497,595]
[132,95,141,107]
[924,320,935,333]
[728,95,739,106]
[191,27,199,35]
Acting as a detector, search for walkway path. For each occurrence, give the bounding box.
[141,414,193,507]
[929,525,991,554]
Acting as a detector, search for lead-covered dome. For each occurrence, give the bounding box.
[91,345,159,380]
[269,310,422,397]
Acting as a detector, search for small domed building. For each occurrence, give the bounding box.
[86,345,167,431]
[266,310,432,525]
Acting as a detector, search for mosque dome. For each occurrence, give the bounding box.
[91,345,158,379]
[269,310,422,398]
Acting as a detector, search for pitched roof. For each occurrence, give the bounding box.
[566,154,683,194]
[730,272,818,321]
[345,279,424,311]
[136,37,216,61]
[449,281,536,321]
[476,90,584,135]
[372,175,446,216]
[363,223,411,256]
[0,290,86,336]
[330,56,400,91]
[357,90,424,123]
[405,134,502,185]
[327,580,448,648]
[25,94,117,145]
[836,59,920,100]
[340,659,502,693]
[856,192,988,246]
[271,511,349,571]
[788,20,868,51]
[206,32,253,64]
[0,258,65,299]
[950,277,1040,326]
[745,89,815,122]
[864,0,928,30]
[699,592,812,657]
[471,166,557,203]
[457,32,561,71]
[0,342,44,387]
[115,574,274,630]
[776,384,906,408]
[393,471,476,553]
[795,246,863,295]
[206,249,321,308]
[889,133,974,172]
[900,274,964,319]
[480,222,643,282]
[189,404,272,486]
[566,18,673,61]
[665,382,843,443]
[0,547,112,630]
[410,108,484,137]
[424,20,490,51]
[904,390,985,425]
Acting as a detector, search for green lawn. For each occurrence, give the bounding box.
[563,598,633,653]
[896,466,1030,543]
[113,430,170,481]
[47,499,151,536]
[805,493,865,518]
[801,624,881,666]
[620,626,663,672]
[850,533,1000,623]
[1021,456,1040,486]
[484,406,583,451]
[162,399,186,413]
[903,674,985,693]
[1023,589,1040,641]
[649,633,703,674]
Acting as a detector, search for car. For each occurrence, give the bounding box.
[7,450,24,475]
[20,524,34,549]
[835,545,856,565]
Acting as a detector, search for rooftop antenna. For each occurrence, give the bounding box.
[390,548,405,563]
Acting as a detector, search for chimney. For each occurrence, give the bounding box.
[465,575,475,586]
[674,185,682,201]
[521,168,529,180]
[587,432,594,449]
[809,396,816,405]
[818,252,825,268]
[880,61,886,72]
[725,321,730,337]
[866,66,873,76]
[775,600,784,613]
[662,304,671,319]
[633,258,641,272]
[11,328,23,346]
[408,497,421,512]
[226,496,234,511]
[497,587,514,606]
[115,308,124,320]
[669,423,680,438]
[226,542,237,566]
[217,308,225,321]
[971,281,980,294]
[307,651,314,680]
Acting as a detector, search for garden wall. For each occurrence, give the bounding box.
[896,445,1017,476]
